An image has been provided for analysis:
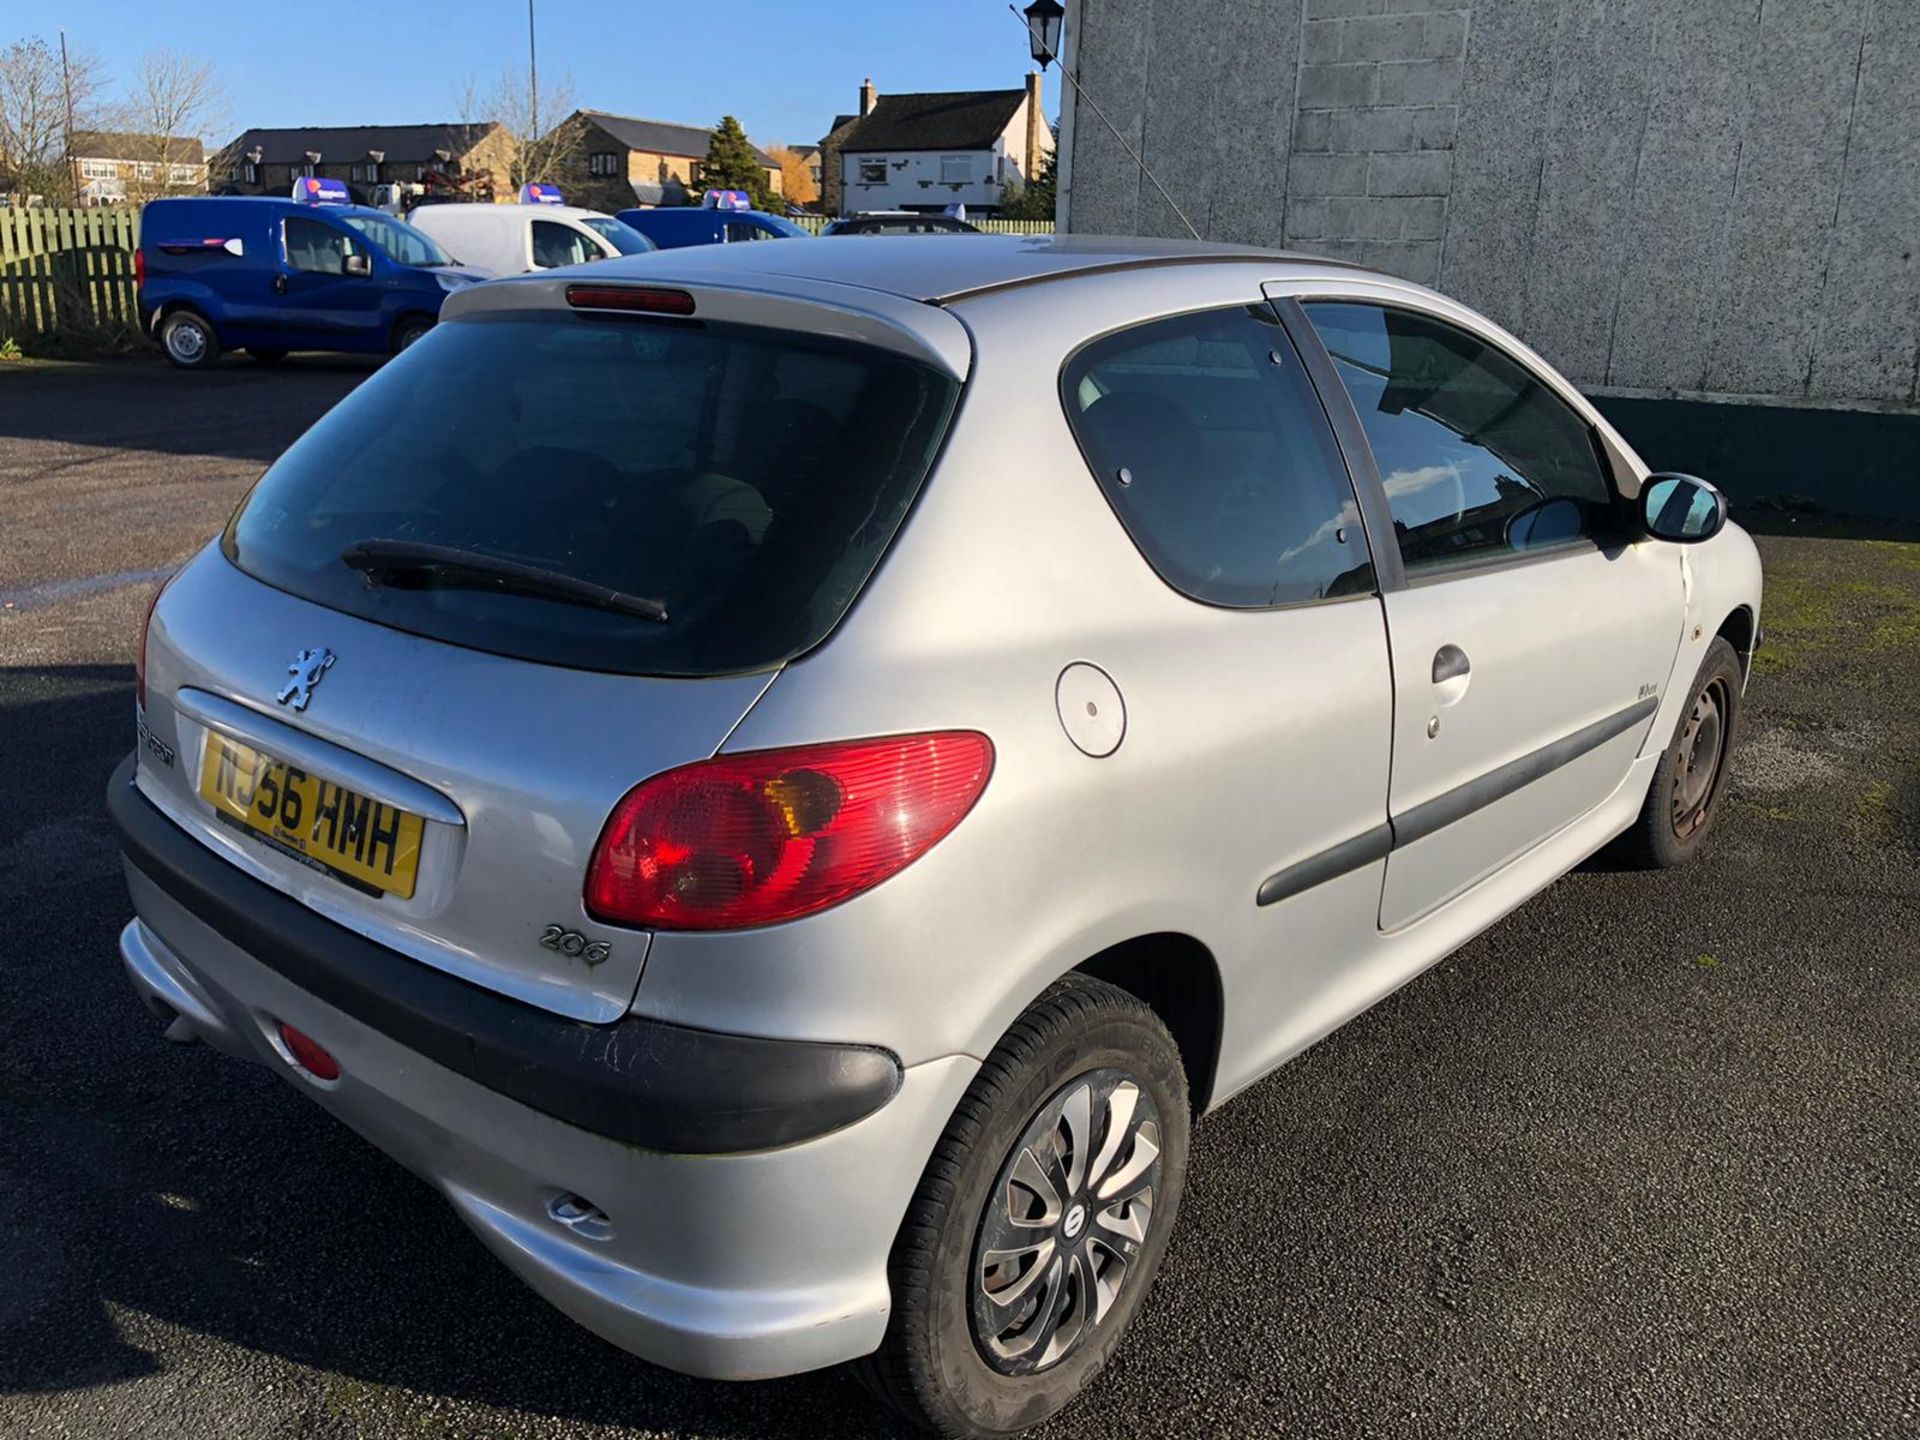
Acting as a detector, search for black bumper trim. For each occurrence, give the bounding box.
[108,755,903,1155]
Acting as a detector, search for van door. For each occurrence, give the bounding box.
[1297,299,1683,929]
[277,214,384,341]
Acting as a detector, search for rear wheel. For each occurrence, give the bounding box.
[391,315,433,353]
[855,975,1190,1436]
[1617,636,1743,868]
[246,346,288,365]
[158,309,219,370]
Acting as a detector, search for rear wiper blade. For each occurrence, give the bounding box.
[341,540,669,624]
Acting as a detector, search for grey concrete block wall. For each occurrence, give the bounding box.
[1062,0,1920,409]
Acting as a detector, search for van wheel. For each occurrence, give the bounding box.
[855,975,1190,1436]
[1617,636,1744,869]
[391,316,433,353]
[158,310,219,370]
[246,347,288,365]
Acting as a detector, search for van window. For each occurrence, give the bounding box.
[531,220,595,268]
[339,212,452,267]
[222,311,961,677]
[283,217,364,275]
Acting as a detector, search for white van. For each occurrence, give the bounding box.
[407,203,655,277]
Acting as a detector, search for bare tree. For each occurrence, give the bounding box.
[456,66,587,193]
[116,48,224,201]
[0,35,107,201]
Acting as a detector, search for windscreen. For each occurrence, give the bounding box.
[578,216,656,254]
[223,310,960,676]
[340,212,454,267]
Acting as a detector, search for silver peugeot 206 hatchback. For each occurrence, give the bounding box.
[113,236,1761,1436]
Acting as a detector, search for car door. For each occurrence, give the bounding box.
[1059,295,1395,1091]
[277,214,383,339]
[1289,295,1683,929]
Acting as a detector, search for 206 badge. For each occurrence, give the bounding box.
[277,646,335,711]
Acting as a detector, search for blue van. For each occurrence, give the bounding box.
[614,206,808,250]
[137,180,489,369]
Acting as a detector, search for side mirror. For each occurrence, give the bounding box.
[1640,473,1728,543]
[343,251,372,278]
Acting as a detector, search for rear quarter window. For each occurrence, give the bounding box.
[224,311,960,676]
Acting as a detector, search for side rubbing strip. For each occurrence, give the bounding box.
[1257,823,1394,907]
[1392,696,1661,847]
[1254,696,1661,909]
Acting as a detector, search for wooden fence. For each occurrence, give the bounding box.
[0,207,142,343]
[0,206,1056,345]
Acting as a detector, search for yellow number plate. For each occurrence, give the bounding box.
[197,734,424,899]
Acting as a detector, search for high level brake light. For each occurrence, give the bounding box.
[586,732,994,931]
[564,285,696,316]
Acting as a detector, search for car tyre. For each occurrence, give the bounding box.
[1617,635,1744,869]
[854,974,1190,1437]
[391,315,433,353]
[158,309,219,370]
[246,347,288,365]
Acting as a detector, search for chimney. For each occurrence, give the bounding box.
[860,78,878,117]
[1024,71,1045,182]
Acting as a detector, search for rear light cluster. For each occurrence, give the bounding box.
[133,247,146,291]
[586,732,993,931]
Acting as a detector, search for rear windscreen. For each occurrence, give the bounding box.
[223,310,961,676]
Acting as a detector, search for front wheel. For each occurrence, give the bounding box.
[855,975,1190,1436]
[390,315,433,353]
[1617,635,1744,868]
[158,310,220,370]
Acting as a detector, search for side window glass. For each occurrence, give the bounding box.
[1304,302,1614,576]
[531,221,593,269]
[1062,304,1372,608]
[284,216,356,275]
[725,222,772,243]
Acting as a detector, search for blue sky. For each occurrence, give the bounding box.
[39,0,1049,152]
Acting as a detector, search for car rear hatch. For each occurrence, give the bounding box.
[134,271,969,1023]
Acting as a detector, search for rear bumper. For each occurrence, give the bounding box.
[110,756,977,1378]
[107,754,902,1154]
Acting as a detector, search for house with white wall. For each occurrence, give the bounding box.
[831,76,1051,219]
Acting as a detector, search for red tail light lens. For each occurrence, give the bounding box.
[134,247,145,290]
[278,1021,341,1080]
[135,576,172,710]
[586,732,994,931]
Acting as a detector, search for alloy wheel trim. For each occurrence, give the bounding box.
[969,1066,1162,1376]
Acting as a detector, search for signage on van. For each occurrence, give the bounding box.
[702,190,751,211]
[520,183,565,206]
[293,176,352,206]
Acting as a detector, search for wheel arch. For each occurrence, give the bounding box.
[1716,603,1757,678]
[1073,932,1223,1117]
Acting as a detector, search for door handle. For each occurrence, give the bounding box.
[1432,645,1471,685]
[273,274,288,295]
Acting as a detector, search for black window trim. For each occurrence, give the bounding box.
[1055,297,1386,616]
[1280,290,1636,589]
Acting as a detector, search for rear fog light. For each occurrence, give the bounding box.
[278,1021,341,1080]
